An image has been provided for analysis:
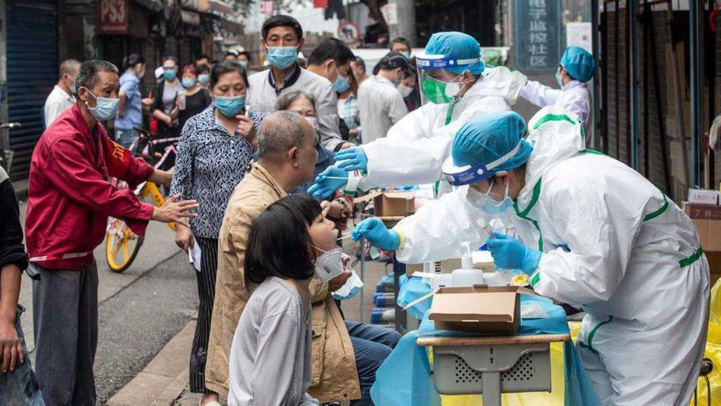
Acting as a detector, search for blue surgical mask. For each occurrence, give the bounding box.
[239,61,249,69]
[82,87,119,121]
[475,180,513,215]
[333,74,351,93]
[214,95,246,118]
[401,51,411,60]
[555,70,563,87]
[198,74,210,85]
[70,83,77,95]
[182,78,196,88]
[267,46,298,69]
[164,70,177,81]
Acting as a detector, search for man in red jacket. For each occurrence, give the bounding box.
[25,60,198,406]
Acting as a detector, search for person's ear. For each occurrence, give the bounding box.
[288,146,300,167]
[462,71,475,86]
[261,39,268,52]
[77,86,87,101]
[325,59,336,74]
[297,37,306,51]
[496,171,510,188]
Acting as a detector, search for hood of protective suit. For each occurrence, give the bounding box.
[519,106,586,201]
[468,66,527,106]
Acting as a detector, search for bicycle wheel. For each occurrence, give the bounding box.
[105,218,144,273]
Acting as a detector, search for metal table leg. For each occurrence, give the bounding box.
[359,236,365,323]
[481,372,502,406]
[393,256,407,334]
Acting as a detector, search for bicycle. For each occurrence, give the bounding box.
[105,128,179,273]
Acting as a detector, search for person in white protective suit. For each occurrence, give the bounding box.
[521,46,594,126]
[307,31,527,199]
[352,107,711,405]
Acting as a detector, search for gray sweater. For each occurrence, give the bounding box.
[228,277,319,406]
[246,66,344,151]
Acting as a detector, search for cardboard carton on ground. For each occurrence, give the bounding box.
[684,203,721,251]
[683,203,721,284]
[688,189,720,205]
[355,191,416,217]
[429,285,522,335]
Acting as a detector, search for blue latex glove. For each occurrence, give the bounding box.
[307,166,348,200]
[335,147,368,171]
[486,232,541,274]
[351,218,400,251]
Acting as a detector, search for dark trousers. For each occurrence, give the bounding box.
[32,261,99,406]
[345,321,401,406]
[189,237,218,393]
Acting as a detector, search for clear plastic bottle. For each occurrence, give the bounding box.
[452,242,485,287]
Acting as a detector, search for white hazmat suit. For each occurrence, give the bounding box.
[521,80,591,125]
[393,106,710,405]
[357,67,527,190]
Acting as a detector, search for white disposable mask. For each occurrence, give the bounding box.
[444,71,467,98]
[332,270,364,300]
[313,246,344,282]
[398,84,413,98]
[304,116,320,133]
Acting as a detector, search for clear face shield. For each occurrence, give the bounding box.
[416,52,482,105]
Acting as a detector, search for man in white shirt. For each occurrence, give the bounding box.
[43,59,81,127]
[246,15,352,151]
[357,52,409,144]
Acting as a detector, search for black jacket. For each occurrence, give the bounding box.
[0,167,28,271]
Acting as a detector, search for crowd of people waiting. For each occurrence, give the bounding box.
[0,9,606,406]
[0,13,433,406]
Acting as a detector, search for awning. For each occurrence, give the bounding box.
[211,0,234,16]
[133,0,163,12]
[219,17,243,34]
[181,9,201,26]
[180,0,211,12]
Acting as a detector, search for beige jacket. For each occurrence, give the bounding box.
[205,163,361,402]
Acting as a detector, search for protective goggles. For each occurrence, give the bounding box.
[442,141,523,186]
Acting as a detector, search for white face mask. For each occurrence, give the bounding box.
[444,71,468,98]
[398,84,413,98]
[313,246,344,282]
[304,116,320,133]
[332,270,364,300]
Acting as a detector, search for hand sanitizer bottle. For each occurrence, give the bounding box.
[452,242,485,287]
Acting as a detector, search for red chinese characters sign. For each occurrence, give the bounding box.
[97,0,129,35]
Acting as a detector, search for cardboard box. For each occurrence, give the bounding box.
[685,204,721,252]
[355,191,415,215]
[429,285,521,335]
[374,191,415,217]
[688,189,720,205]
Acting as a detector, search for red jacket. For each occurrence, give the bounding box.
[26,104,155,270]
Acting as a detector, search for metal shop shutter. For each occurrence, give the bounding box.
[7,0,58,179]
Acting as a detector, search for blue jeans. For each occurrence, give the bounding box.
[345,321,401,406]
[0,306,44,405]
[115,129,138,152]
